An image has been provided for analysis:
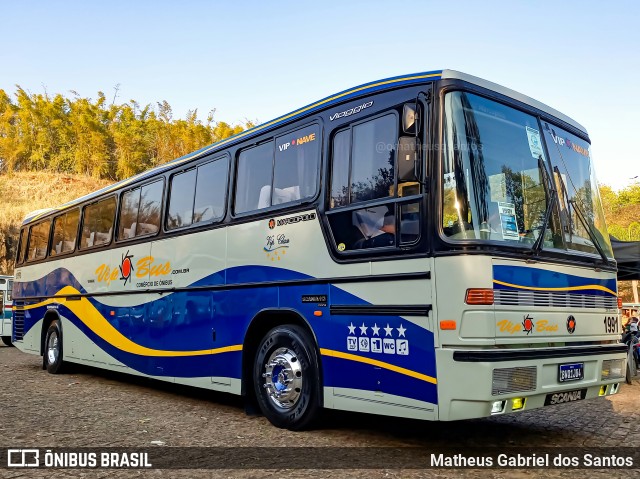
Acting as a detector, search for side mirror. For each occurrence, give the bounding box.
[398,136,418,182]
[402,103,419,134]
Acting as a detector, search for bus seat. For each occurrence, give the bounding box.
[86,231,95,247]
[95,231,109,244]
[63,240,75,251]
[273,186,300,205]
[55,241,62,254]
[258,185,301,209]
[138,222,158,235]
[258,185,271,209]
[123,222,137,238]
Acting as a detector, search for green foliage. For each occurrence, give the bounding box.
[601,182,640,241]
[0,87,254,180]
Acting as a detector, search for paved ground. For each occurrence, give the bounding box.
[1,343,639,478]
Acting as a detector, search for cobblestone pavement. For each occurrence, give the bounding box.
[1,343,639,478]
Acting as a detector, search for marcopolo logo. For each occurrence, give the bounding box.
[276,213,316,227]
[329,101,373,121]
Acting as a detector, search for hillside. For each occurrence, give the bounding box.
[0,171,111,274]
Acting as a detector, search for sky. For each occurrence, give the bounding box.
[2,0,639,190]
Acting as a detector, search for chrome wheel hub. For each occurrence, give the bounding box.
[47,331,59,364]
[262,347,303,409]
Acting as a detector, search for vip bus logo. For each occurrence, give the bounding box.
[522,314,534,335]
[566,315,576,334]
[277,132,316,151]
[119,251,134,285]
[268,218,276,229]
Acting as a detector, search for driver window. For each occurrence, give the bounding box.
[327,110,421,253]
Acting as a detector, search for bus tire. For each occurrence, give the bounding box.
[1,336,12,347]
[44,320,65,374]
[253,324,321,430]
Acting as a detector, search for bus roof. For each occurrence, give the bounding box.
[22,69,587,225]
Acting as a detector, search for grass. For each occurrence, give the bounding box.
[0,171,111,275]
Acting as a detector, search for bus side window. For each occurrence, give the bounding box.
[193,157,228,224]
[50,208,79,256]
[273,124,320,205]
[326,109,423,253]
[234,124,319,215]
[27,220,51,261]
[235,143,274,214]
[81,197,116,249]
[327,113,399,252]
[17,228,28,264]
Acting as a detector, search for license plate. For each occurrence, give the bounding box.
[558,362,584,382]
[544,388,587,406]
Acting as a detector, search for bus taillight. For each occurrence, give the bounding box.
[465,288,494,305]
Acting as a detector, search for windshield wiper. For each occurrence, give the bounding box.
[568,198,610,265]
[552,166,609,265]
[530,155,556,256]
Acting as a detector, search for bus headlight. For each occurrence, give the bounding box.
[601,359,625,380]
[491,400,506,414]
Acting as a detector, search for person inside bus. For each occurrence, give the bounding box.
[352,205,395,249]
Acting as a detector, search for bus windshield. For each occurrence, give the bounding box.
[441,91,612,258]
[541,121,613,258]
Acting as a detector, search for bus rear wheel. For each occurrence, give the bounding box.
[253,324,321,430]
[1,336,12,346]
[44,320,65,374]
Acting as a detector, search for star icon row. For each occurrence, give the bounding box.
[347,322,406,337]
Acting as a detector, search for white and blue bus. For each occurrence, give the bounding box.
[1,275,13,345]
[11,70,626,429]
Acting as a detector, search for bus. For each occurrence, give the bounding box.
[11,70,627,430]
[1,275,13,345]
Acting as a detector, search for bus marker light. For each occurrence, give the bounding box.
[491,400,505,414]
[439,320,456,330]
[110,311,115,316]
[511,397,525,410]
[314,311,322,317]
[598,385,607,396]
[617,297,623,309]
[465,289,494,305]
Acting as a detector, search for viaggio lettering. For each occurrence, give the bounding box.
[329,101,373,121]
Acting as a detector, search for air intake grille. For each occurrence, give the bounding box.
[494,290,617,309]
[12,308,24,341]
[492,366,537,396]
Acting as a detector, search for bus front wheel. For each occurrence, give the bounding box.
[1,336,12,347]
[44,320,65,374]
[253,324,321,430]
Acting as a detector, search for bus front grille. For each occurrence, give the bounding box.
[493,290,617,309]
[13,309,24,341]
[492,366,537,396]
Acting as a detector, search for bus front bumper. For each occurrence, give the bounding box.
[435,344,627,421]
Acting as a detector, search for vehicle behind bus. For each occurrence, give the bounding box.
[0,275,14,346]
[10,70,626,429]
